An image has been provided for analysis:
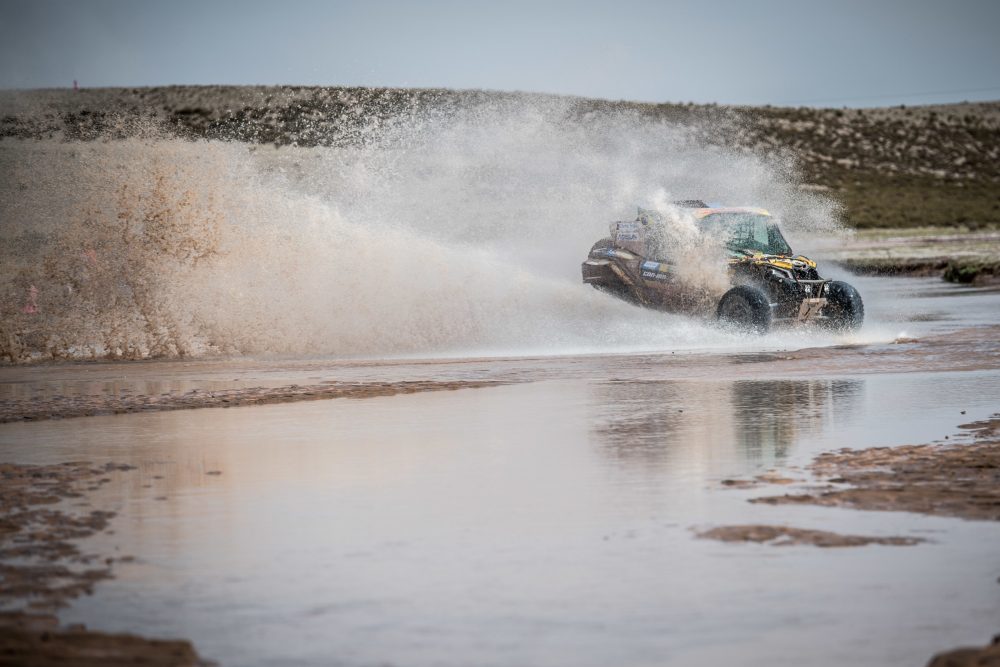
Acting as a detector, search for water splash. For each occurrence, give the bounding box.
[0,97,857,361]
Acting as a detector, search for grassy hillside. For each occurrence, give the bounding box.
[738,104,1000,229]
[2,86,998,229]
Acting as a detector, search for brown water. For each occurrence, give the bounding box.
[1,277,1000,666]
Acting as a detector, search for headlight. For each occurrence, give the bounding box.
[770,267,792,281]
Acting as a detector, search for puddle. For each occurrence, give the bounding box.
[1,276,999,666]
[1,370,999,666]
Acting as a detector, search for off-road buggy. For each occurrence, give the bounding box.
[581,202,864,333]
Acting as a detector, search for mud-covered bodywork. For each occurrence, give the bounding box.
[582,205,864,332]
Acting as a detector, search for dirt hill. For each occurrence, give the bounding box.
[2,86,998,229]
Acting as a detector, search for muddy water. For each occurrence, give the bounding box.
[1,278,1000,667]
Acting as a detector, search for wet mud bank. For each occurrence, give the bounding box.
[0,462,209,665]
[819,228,1000,284]
[707,414,1000,542]
[696,524,923,547]
[3,323,1000,425]
[0,611,208,667]
[928,635,1000,667]
[836,257,1000,285]
[752,413,1000,521]
[0,379,507,423]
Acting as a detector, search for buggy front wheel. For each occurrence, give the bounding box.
[717,285,772,334]
[821,281,864,331]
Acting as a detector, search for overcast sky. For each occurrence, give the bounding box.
[2,0,999,107]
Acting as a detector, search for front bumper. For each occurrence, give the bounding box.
[768,278,831,322]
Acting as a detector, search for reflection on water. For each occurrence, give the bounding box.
[729,379,864,463]
[1,371,999,667]
[591,378,864,471]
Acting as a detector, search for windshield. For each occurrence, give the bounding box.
[700,213,793,256]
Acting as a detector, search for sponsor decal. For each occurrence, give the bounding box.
[641,260,670,275]
[641,271,656,278]
[615,221,640,242]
